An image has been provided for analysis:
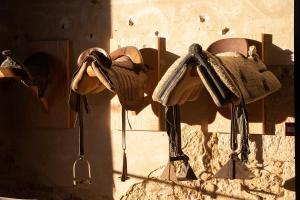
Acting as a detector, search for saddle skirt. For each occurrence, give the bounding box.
[70,46,148,111]
[152,43,281,107]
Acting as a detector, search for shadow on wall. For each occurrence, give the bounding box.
[0,0,113,200]
[133,47,179,114]
[112,170,284,200]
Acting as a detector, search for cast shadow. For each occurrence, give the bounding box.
[131,47,180,114]
[0,0,113,199]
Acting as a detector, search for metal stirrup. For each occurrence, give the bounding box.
[73,155,92,185]
[73,95,92,186]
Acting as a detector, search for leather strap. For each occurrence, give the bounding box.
[230,99,250,163]
[231,104,238,151]
[122,107,126,152]
[239,100,250,163]
[72,94,92,185]
[76,95,89,156]
[121,107,129,181]
[166,105,187,161]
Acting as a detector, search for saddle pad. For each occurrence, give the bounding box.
[108,64,148,110]
[215,49,281,104]
[152,54,202,106]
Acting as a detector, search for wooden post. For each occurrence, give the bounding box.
[157,37,166,131]
[261,33,272,134]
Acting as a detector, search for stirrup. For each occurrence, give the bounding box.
[73,155,92,186]
[213,152,254,180]
[177,160,197,181]
[161,154,197,181]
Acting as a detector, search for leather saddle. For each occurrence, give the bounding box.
[69,46,148,111]
[153,40,281,107]
[0,50,49,110]
[69,46,148,184]
[152,39,281,180]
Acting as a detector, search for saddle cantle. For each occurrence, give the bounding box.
[69,46,148,184]
[152,39,281,180]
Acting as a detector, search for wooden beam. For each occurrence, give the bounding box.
[261,33,273,134]
[157,37,166,131]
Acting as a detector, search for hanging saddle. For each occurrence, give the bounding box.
[0,50,49,111]
[70,46,148,110]
[69,46,148,184]
[152,39,281,180]
[153,42,281,107]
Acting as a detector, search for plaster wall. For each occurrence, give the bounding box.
[0,0,294,200]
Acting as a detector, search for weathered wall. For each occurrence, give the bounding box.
[0,0,294,200]
[110,0,294,200]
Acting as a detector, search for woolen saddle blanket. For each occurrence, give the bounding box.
[152,43,281,107]
[70,46,148,111]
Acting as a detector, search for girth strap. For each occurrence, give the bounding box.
[77,95,89,156]
[231,104,238,152]
[231,99,250,163]
[166,105,184,158]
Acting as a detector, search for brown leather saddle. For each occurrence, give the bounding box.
[153,39,281,180]
[69,46,148,185]
[0,50,49,111]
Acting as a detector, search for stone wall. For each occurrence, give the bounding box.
[0,0,294,200]
[110,0,294,199]
[120,124,295,200]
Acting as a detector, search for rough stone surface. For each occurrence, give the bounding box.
[121,124,295,200]
[0,0,294,199]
